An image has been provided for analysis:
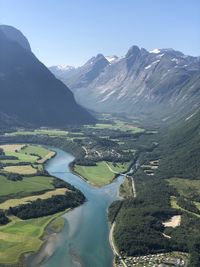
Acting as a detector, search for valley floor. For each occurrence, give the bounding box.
[0,143,84,266]
[0,115,200,266]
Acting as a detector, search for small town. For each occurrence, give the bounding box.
[114,252,188,267]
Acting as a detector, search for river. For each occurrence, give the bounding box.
[31,147,125,267]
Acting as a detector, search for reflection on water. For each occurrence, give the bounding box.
[36,148,125,267]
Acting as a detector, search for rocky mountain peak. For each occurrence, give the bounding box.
[125,45,141,58]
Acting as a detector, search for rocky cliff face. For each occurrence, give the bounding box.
[50,46,200,121]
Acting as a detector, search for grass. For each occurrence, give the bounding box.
[167,178,200,199]
[74,161,130,186]
[1,144,55,164]
[3,165,37,175]
[0,175,54,197]
[170,196,200,218]
[0,144,25,152]
[2,150,38,164]
[37,151,55,164]
[0,144,70,266]
[119,177,133,198]
[5,129,68,137]
[21,144,55,164]
[0,143,68,265]
[86,120,144,133]
[21,145,51,158]
[0,211,68,265]
[106,162,130,173]
[48,217,65,233]
[0,188,67,210]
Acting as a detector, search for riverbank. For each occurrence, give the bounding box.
[23,209,70,267]
[109,223,118,256]
[0,144,86,267]
[72,161,131,187]
[109,176,137,267]
[4,146,126,267]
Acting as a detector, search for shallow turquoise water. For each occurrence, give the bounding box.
[38,148,124,267]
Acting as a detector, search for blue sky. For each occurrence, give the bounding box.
[0,0,199,66]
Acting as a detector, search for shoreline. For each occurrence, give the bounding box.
[0,143,131,267]
[23,209,70,267]
[0,144,68,267]
[109,222,119,257]
[109,222,128,267]
[70,160,134,188]
[71,166,118,188]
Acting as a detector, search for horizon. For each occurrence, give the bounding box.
[0,0,200,66]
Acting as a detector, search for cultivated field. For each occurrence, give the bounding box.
[0,175,54,197]
[0,211,68,265]
[86,120,144,133]
[5,129,68,136]
[74,161,130,186]
[3,165,37,175]
[0,143,75,265]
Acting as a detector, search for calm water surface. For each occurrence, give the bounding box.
[38,148,124,267]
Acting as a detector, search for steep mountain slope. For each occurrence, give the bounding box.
[49,65,76,82]
[0,25,96,128]
[0,25,31,51]
[50,46,200,121]
[157,108,200,178]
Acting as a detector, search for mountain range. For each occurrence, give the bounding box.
[50,46,200,122]
[0,25,95,128]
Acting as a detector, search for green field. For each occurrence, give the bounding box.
[21,145,51,158]
[2,150,38,164]
[74,161,130,186]
[0,175,54,197]
[48,216,65,233]
[0,143,69,265]
[167,178,200,199]
[170,196,200,218]
[0,144,54,162]
[86,120,144,133]
[5,129,68,137]
[0,212,67,265]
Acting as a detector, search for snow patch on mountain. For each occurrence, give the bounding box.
[99,90,115,102]
[105,55,119,63]
[150,48,161,54]
[145,64,152,70]
[56,65,75,70]
[171,58,179,64]
[185,112,197,121]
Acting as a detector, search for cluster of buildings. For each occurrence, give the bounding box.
[115,252,188,267]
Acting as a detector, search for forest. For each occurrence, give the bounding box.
[9,191,85,219]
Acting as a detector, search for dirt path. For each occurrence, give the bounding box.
[82,146,88,156]
[131,177,137,198]
[105,162,126,176]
